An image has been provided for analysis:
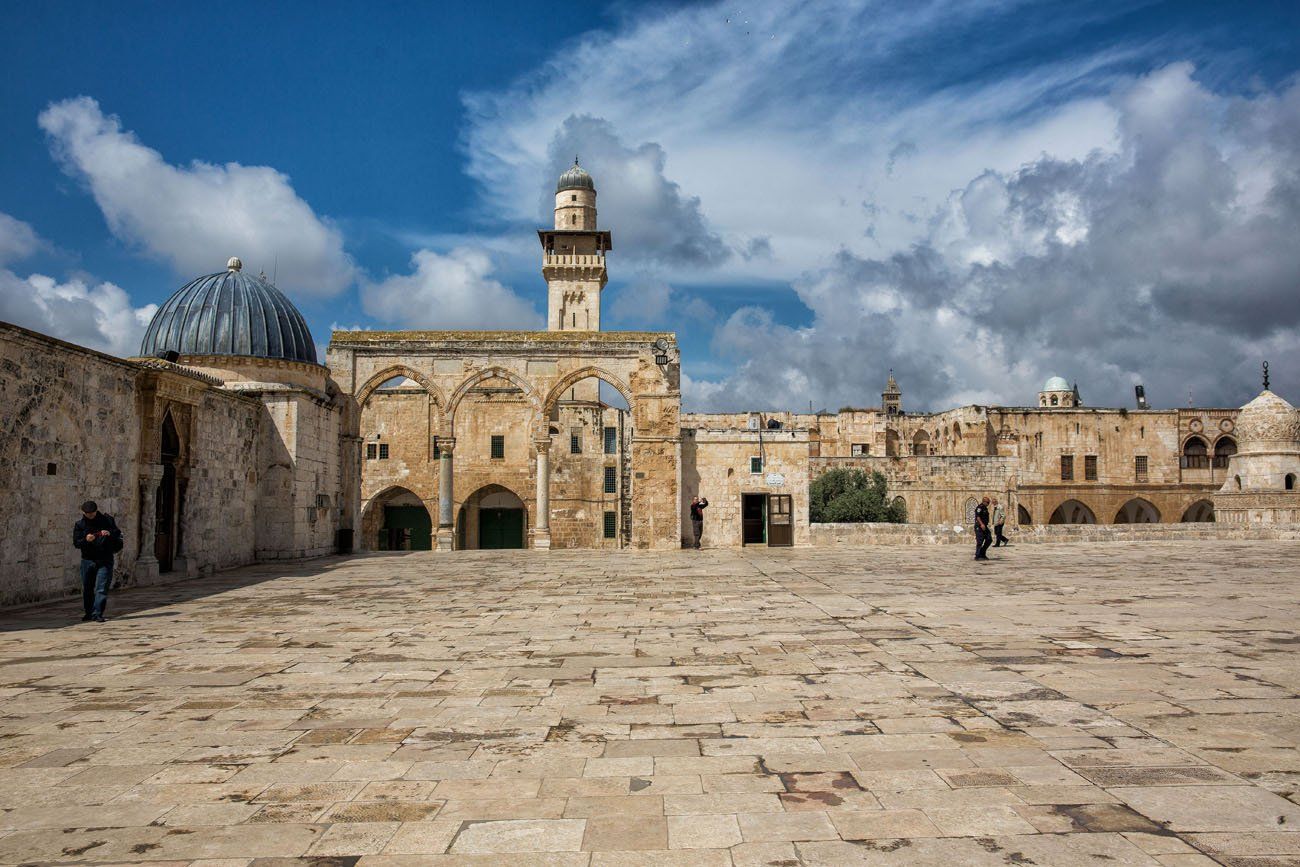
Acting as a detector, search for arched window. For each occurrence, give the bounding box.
[1050,395,1058,406]
[1182,436,1209,469]
[1287,474,1296,491]
[1213,436,1237,469]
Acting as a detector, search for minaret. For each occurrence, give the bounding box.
[882,371,901,415]
[540,158,611,332]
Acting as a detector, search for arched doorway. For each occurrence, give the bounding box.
[459,485,526,550]
[156,412,181,573]
[1114,498,1161,524]
[885,429,900,457]
[1017,505,1032,525]
[1048,499,1097,525]
[912,429,930,456]
[1180,500,1215,522]
[361,487,433,550]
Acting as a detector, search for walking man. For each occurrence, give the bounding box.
[974,496,992,561]
[689,496,709,549]
[991,498,1009,547]
[73,501,122,622]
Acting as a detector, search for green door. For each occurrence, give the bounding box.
[479,508,524,549]
[382,505,432,550]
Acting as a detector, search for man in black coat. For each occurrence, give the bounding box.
[974,496,992,561]
[73,500,122,622]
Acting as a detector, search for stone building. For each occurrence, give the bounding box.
[0,259,348,607]
[3,163,1297,604]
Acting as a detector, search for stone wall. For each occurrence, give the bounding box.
[810,521,1300,546]
[179,389,261,574]
[0,324,142,606]
[255,390,343,559]
[812,455,1017,525]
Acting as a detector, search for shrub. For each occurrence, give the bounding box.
[809,468,905,523]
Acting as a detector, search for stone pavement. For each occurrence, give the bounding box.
[0,541,1298,866]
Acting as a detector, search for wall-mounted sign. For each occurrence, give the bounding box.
[765,473,785,486]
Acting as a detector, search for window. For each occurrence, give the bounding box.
[603,511,617,538]
[850,443,869,456]
[1085,455,1097,481]
[490,435,504,459]
[366,443,377,460]
[432,437,442,459]
[603,426,617,454]
[1135,455,1148,481]
[46,463,57,475]
[378,443,389,460]
[603,466,617,493]
[1286,473,1296,491]
[570,431,581,454]
[1060,454,1073,481]
[750,456,763,474]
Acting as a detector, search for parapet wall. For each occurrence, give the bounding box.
[810,521,1300,546]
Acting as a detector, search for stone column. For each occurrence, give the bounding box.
[436,439,455,551]
[134,464,165,582]
[532,438,552,550]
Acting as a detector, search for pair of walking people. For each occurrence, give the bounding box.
[974,496,1009,560]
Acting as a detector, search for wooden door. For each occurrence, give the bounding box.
[480,508,524,549]
[742,494,766,545]
[767,494,793,546]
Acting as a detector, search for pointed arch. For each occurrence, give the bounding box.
[1114,497,1161,524]
[447,365,542,428]
[1048,499,1097,525]
[356,364,447,408]
[542,366,634,416]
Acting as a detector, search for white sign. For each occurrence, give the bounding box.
[765,473,785,486]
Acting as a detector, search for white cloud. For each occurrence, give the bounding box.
[361,247,541,330]
[38,96,354,296]
[0,212,41,265]
[690,64,1300,411]
[0,269,156,358]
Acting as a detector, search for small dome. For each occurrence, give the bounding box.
[1042,376,1070,392]
[1235,389,1300,451]
[139,260,317,364]
[556,158,595,193]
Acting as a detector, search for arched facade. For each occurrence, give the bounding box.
[361,485,433,550]
[912,429,930,456]
[1049,499,1097,525]
[1180,499,1215,522]
[1114,497,1161,524]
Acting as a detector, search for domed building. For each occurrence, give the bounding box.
[1216,388,1300,523]
[139,257,327,392]
[1039,376,1079,408]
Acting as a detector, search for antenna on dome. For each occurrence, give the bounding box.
[574,155,580,166]
[1263,360,1270,390]
[272,254,278,286]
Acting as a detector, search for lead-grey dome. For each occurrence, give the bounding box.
[139,259,317,364]
[556,158,595,193]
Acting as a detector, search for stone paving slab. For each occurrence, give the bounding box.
[0,540,1297,865]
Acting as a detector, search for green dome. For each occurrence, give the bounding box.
[1043,376,1070,391]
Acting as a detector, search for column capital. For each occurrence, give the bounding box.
[533,437,553,453]
[438,438,456,455]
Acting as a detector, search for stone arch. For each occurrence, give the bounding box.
[1287,473,1296,491]
[447,366,542,433]
[1213,435,1237,468]
[885,428,900,457]
[361,485,432,551]
[457,483,527,550]
[1048,499,1097,525]
[356,364,447,409]
[1180,499,1215,522]
[1114,497,1161,524]
[543,366,634,417]
[1017,504,1032,525]
[912,429,930,456]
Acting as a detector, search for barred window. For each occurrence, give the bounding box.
[1084,455,1097,481]
[603,511,617,538]
[490,435,504,459]
[570,431,581,454]
[366,443,377,460]
[603,466,617,493]
[378,443,389,460]
[850,443,869,456]
[603,426,617,454]
[1060,454,1073,481]
[1135,455,1148,481]
[750,456,763,474]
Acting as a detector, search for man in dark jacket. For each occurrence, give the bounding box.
[73,501,121,622]
[974,496,992,561]
[689,496,709,549]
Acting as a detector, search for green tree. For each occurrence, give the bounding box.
[809,468,905,523]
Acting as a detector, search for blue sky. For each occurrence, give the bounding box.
[2,0,1299,411]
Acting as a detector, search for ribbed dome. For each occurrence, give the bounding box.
[556,158,595,193]
[1043,376,1070,391]
[1235,390,1300,451]
[139,259,317,364]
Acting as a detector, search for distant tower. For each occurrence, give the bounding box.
[540,158,612,332]
[882,371,901,415]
